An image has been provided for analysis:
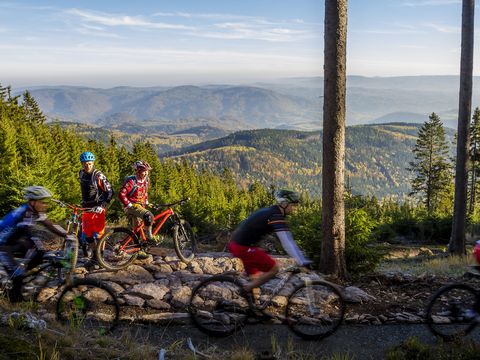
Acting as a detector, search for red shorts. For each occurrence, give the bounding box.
[228,241,276,275]
[82,212,106,238]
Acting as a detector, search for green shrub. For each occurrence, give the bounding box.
[345,208,383,273]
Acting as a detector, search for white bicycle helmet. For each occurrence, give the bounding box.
[24,186,53,200]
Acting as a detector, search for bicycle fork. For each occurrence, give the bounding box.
[304,278,319,316]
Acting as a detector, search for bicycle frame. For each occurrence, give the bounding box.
[117,207,176,253]
[255,268,298,311]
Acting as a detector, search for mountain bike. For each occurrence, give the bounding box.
[96,198,197,270]
[0,251,119,334]
[51,199,96,261]
[425,281,480,341]
[189,266,345,340]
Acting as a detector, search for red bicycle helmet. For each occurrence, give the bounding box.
[134,160,152,171]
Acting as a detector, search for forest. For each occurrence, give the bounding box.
[1,85,479,274]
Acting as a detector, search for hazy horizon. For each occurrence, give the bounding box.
[1,0,477,88]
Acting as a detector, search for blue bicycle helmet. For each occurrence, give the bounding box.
[80,151,96,162]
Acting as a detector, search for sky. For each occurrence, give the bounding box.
[0,0,477,87]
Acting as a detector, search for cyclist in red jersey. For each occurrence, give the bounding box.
[118,160,159,244]
[228,189,312,293]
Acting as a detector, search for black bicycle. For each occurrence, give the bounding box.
[425,282,480,341]
[189,266,345,340]
[0,250,119,335]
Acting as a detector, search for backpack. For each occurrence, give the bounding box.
[124,175,149,198]
[79,169,103,203]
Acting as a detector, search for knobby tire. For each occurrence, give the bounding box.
[96,228,139,271]
[56,278,120,334]
[286,280,345,340]
[173,220,197,264]
[189,275,252,337]
[425,283,479,341]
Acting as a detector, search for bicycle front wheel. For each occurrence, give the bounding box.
[189,275,251,337]
[426,283,479,341]
[96,228,139,271]
[56,278,119,335]
[173,220,197,263]
[286,280,345,340]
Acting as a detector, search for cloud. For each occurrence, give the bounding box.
[65,8,194,30]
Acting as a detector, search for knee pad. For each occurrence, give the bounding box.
[143,211,154,226]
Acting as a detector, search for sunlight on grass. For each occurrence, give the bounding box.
[378,253,476,277]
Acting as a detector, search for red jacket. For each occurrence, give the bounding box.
[118,175,149,207]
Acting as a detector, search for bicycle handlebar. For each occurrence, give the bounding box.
[51,199,94,212]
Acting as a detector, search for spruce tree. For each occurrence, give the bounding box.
[408,113,453,214]
[469,107,480,214]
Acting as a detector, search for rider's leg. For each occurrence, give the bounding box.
[244,263,279,293]
[142,211,159,242]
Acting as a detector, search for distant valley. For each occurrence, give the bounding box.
[21,76,465,198]
[16,75,480,133]
[62,122,456,198]
[163,123,456,198]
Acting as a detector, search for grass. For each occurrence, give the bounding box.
[376,246,476,278]
[385,336,480,360]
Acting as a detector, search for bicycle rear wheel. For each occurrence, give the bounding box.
[56,278,119,335]
[286,280,345,340]
[425,283,479,341]
[96,228,139,271]
[189,275,251,337]
[173,220,197,263]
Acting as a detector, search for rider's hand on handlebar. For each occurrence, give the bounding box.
[92,206,105,214]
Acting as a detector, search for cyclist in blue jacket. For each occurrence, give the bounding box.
[0,186,69,301]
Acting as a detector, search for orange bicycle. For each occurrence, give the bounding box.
[51,199,97,267]
[96,198,196,270]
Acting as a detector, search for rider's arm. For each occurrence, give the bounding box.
[96,172,114,205]
[118,180,134,208]
[275,230,310,266]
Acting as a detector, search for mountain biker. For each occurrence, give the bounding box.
[0,186,73,301]
[118,160,159,246]
[78,151,113,267]
[228,189,312,293]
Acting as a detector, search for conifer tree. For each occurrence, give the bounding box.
[22,91,47,124]
[408,113,453,214]
[469,107,480,214]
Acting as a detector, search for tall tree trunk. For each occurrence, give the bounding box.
[320,0,348,278]
[450,0,475,255]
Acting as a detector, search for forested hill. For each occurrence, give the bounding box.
[164,123,456,198]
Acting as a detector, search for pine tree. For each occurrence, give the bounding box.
[468,107,480,214]
[408,113,453,214]
[22,91,47,125]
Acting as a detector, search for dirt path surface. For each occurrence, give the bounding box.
[117,322,480,359]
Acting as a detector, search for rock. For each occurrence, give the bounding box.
[418,247,434,257]
[170,286,192,309]
[139,312,189,322]
[122,294,145,307]
[87,265,154,284]
[146,299,171,310]
[128,283,169,300]
[1,312,47,330]
[343,286,376,303]
[36,287,57,302]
